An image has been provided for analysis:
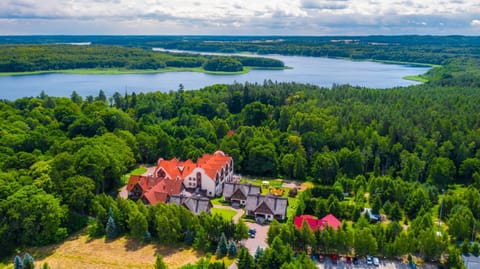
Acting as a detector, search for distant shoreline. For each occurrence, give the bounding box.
[0,67,256,76]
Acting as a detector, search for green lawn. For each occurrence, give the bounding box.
[211,208,237,221]
[287,196,299,221]
[121,167,148,185]
[130,167,148,176]
[403,75,429,83]
[211,197,229,206]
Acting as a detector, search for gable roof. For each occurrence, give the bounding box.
[294,215,320,230]
[294,214,342,230]
[142,178,184,205]
[196,151,233,179]
[154,151,232,181]
[168,194,212,215]
[128,151,232,206]
[154,158,196,180]
[126,175,161,192]
[245,194,288,216]
[319,214,342,230]
[223,183,261,200]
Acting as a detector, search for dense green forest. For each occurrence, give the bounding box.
[0,44,283,73]
[1,35,479,65]
[1,69,480,267]
[1,35,480,268]
[152,37,480,65]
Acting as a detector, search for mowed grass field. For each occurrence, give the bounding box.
[2,232,201,269]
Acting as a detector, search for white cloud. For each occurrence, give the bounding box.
[0,0,479,34]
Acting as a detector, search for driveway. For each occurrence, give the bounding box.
[243,222,269,255]
[212,205,269,255]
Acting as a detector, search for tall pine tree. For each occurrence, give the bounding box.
[228,241,237,257]
[106,207,117,239]
[237,247,254,269]
[22,253,35,269]
[216,232,228,258]
[13,255,22,269]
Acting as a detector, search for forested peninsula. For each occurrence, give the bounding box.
[0,44,284,75]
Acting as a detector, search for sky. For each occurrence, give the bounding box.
[1,0,479,35]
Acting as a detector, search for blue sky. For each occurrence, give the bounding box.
[1,0,479,35]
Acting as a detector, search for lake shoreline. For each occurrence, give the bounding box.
[0,54,430,100]
[0,67,255,77]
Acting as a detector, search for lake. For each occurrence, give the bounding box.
[0,54,430,100]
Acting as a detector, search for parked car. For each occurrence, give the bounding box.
[353,256,359,265]
[330,254,338,264]
[373,257,379,266]
[346,256,352,264]
[319,255,325,263]
[366,255,373,266]
[249,228,256,234]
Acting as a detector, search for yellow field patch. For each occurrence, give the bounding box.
[4,233,201,269]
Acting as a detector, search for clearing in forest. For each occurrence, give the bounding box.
[4,232,201,269]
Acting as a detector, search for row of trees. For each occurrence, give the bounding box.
[86,194,249,253]
[267,213,449,261]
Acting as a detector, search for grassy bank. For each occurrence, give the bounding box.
[403,74,429,83]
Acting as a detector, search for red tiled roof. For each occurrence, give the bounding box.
[154,158,196,180]
[294,214,342,230]
[319,214,342,230]
[129,151,232,206]
[126,175,161,191]
[142,178,184,205]
[196,151,232,179]
[294,215,320,230]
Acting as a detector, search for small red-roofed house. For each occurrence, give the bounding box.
[294,214,342,230]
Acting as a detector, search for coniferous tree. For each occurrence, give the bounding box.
[228,241,237,258]
[22,253,35,269]
[216,232,228,258]
[13,255,22,269]
[254,247,264,264]
[154,254,168,269]
[184,229,194,246]
[144,230,152,243]
[237,247,254,269]
[106,215,117,239]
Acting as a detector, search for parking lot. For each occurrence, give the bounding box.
[315,256,434,269]
[242,222,269,255]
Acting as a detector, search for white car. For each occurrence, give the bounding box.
[373,257,380,267]
[366,256,373,266]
